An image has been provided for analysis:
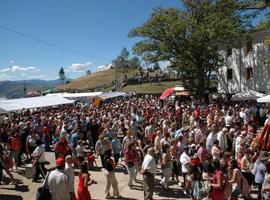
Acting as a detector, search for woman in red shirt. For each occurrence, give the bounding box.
[210,159,224,200]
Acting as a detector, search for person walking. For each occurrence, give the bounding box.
[65,155,76,200]
[32,139,47,182]
[160,144,171,189]
[47,157,70,200]
[210,159,224,200]
[77,161,92,200]
[255,151,268,200]
[125,142,138,189]
[103,149,120,199]
[141,147,157,200]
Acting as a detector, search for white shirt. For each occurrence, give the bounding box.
[217,132,228,152]
[142,154,157,175]
[48,169,70,200]
[206,132,217,153]
[33,145,46,162]
[75,145,84,157]
[160,138,171,147]
[225,115,233,127]
[180,152,190,173]
[122,136,134,150]
[64,163,75,192]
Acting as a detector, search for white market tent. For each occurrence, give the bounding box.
[96,92,126,100]
[231,90,266,101]
[257,95,270,103]
[46,92,102,99]
[0,96,75,113]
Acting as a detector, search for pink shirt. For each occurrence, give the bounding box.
[197,146,207,163]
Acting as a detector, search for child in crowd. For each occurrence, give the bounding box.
[87,150,97,169]
[76,140,85,164]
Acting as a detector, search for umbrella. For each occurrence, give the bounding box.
[231,90,265,101]
[160,87,174,100]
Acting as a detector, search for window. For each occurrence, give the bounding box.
[227,68,233,80]
[246,67,253,80]
[246,41,253,54]
[226,46,232,56]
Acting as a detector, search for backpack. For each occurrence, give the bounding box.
[36,172,52,200]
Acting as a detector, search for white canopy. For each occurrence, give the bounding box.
[97,92,126,100]
[46,92,102,98]
[0,96,75,112]
[231,90,265,101]
[257,95,270,103]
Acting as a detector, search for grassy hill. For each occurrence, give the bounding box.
[122,81,181,94]
[57,68,182,94]
[57,68,137,92]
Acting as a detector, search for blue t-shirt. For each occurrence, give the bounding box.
[70,132,78,149]
[255,159,266,184]
[112,139,121,154]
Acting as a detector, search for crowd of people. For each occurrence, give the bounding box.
[0,94,270,200]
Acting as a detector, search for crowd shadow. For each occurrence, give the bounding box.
[1,184,29,192]
[152,179,186,199]
[0,194,23,200]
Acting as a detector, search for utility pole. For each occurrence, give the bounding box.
[115,63,118,91]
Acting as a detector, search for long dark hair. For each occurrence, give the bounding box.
[80,162,89,174]
[212,159,221,171]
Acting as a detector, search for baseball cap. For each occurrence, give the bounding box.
[56,158,65,166]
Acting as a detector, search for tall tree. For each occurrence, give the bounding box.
[112,47,141,69]
[129,0,249,98]
[58,67,66,84]
[129,56,141,69]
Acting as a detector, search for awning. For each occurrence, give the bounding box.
[0,96,75,112]
[257,95,270,103]
[160,88,174,100]
[231,90,265,101]
[46,92,102,98]
[96,92,126,101]
[175,91,190,96]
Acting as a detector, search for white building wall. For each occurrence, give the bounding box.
[218,29,270,94]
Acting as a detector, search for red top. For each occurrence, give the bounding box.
[77,174,91,200]
[212,170,223,200]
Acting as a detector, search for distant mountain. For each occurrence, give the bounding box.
[0,79,61,99]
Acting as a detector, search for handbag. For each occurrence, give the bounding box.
[36,172,52,200]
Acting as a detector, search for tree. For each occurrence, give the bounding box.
[153,63,160,71]
[58,67,66,84]
[129,0,250,99]
[86,70,91,75]
[112,47,142,70]
[129,56,141,69]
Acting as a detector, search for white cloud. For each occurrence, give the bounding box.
[0,65,38,73]
[69,63,86,72]
[85,61,92,66]
[9,60,14,64]
[0,68,11,72]
[11,65,37,72]
[68,61,92,72]
[0,74,10,81]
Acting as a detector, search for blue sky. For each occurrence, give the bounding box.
[0,0,182,81]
